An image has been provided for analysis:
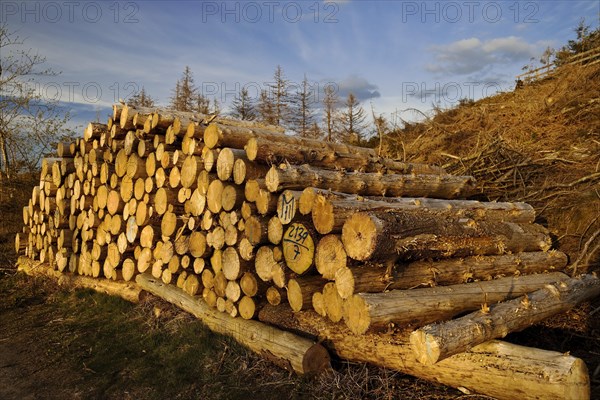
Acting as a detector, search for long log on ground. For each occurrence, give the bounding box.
[411,273,600,365]
[266,164,475,199]
[341,211,551,262]
[135,273,330,374]
[17,257,146,303]
[245,137,445,174]
[258,305,590,400]
[344,272,569,334]
[334,250,569,299]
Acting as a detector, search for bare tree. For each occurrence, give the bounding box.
[231,88,256,120]
[268,65,289,126]
[195,93,210,114]
[322,84,339,142]
[0,24,75,177]
[257,89,277,125]
[211,97,221,116]
[289,75,316,137]
[339,92,367,145]
[307,122,322,140]
[129,86,156,108]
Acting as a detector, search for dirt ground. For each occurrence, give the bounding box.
[0,271,471,400]
[1,270,599,400]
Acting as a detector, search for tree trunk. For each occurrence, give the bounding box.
[410,273,600,364]
[341,211,551,262]
[266,164,476,199]
[344,272,569,334]
[257,305,589,400]
[136,274,330,374]
[245,136,446,174]
[311,190,535,235]
[334,250,568,299]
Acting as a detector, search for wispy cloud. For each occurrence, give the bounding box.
[426,36,547,76]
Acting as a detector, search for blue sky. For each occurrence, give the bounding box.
[2,0,599,130]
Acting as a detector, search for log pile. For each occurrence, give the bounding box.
[16,104,597,399]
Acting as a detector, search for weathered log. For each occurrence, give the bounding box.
[341,211,551,262]
[245,136,446,174]
[17,257,145,303]
[334,250,569,299]
[287,276,327,312]
[312,191,535,235]
[411,273,600,365]
[345,272,569,334]
[258,305,590,400]
[203,123,286,150]
[266,164,476,199]
[84,122,107,142]
[135,274,330,374]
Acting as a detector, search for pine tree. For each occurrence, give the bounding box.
[195,93,210,114]
[170,66,197,112]
[339,93,367,145]
[211,98,221,116]
[231,88,256,120]
[268,65,289,126]
[129,87,156,108]
[257,89,277,125]
[289,75,315,137]
[322,85,339,142]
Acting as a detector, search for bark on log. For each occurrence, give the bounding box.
[311,191,535,235]
[345,272,569,334]
[411,273,600,364]
[135,274,331,374]
[245,136,446,174]
[341,211,551,262]
[334,250,569,299]
[17,257,145,303]
[258,305,590,400]
[287,276,327,312]
[266,164,476,199]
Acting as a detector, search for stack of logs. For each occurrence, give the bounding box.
[17,104,599,398]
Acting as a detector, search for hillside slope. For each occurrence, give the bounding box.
[386,62,600,270]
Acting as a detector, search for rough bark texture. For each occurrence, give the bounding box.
[257,305,590,400]
[334,251,568,299]
[342,211,551,262]
[344,272,569,334]
[411,273,600,364]
[136,273,330,374]
[266,164,476,199]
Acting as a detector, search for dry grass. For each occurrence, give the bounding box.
[385,62,600,271]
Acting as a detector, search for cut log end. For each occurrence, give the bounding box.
[344,294,371,335]
[282,223,315,275]
[341,212,379,261]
